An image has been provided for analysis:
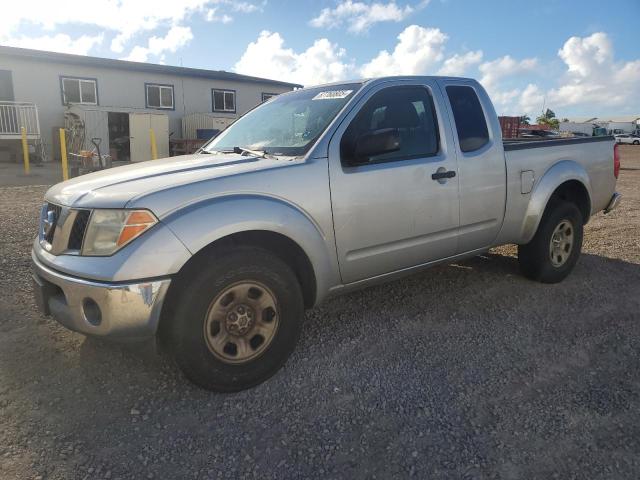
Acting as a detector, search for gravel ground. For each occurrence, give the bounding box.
[1,146,639,479]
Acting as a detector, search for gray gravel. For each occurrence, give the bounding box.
[1,147,640,479]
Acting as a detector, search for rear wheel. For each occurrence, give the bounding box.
[164,247,304,392]
[633,140,639,145]
[518,201,584,283]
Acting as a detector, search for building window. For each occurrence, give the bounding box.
[262,92,278,102]
[61,77,98,105]
[146,83,174,109]
[212,89,236,113]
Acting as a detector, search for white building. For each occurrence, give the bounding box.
[596,116,640,134]
[560,115,640,136]
[0,46,301,163]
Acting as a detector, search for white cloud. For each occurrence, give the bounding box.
[235,26,639,118]
[310,0,427,34]
[2,33,104,55]
[496,32,640,117]
[123,25,194,62]
[0,0,259,58]
[206,8,233,23]
[123,46,150,63]
[235,25,447,86]
[234,31,353,85]
[360,25,447,77]
[546,32,639,110]
[478,55,537,92]
[232,1,260,13]
[517,84,545,116]
[476,55,538,113]
[149,26,194,55]
[437,50,483,76]
[557,32,612,77]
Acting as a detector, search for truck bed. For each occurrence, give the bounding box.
[503,135,614,150]
[496,134,616,246]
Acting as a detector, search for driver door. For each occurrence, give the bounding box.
[328,81,460,284]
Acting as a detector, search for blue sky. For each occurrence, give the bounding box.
[1,0,638,117]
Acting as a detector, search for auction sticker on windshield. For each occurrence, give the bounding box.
[312,90,353,100]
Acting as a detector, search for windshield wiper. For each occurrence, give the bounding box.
[199,146,278,159]
[232,146,276,159]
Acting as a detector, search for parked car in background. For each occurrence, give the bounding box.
[32,76,622,392]
[615,134,640,145]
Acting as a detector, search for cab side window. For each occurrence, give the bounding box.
[445,85,489,152]
[341,86,439,165]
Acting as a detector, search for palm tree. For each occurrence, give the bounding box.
[536,109,559,130]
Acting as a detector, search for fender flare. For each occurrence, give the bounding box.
[519,160,592,244]
[160,194,337,304]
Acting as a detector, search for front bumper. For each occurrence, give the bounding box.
[32,251,171,340]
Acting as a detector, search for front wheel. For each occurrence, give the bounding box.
[633,140,639,145]
[518,201,584,283]
[163,247,304,392]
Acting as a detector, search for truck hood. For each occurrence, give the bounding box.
[45,153,302,209]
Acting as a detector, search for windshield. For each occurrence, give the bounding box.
[203,83,362,156]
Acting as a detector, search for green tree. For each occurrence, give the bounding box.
[536,108,559,130]
[519,115,531,125]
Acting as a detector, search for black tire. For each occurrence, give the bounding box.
[633,140,639,145]
[518,200,584,283]
[164,246,304,392]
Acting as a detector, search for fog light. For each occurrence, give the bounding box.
[82,298,102,326]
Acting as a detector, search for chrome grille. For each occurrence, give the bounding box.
[41,203,62,245]
[39,203,90,255]
[68,210,91,250]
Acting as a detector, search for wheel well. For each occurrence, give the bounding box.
[164,230,316,312]
[548,180,591,224]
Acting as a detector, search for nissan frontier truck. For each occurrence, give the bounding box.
[32,76,621,391]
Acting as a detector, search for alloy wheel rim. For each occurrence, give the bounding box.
[204,281,279,364]
[549,219,574,267]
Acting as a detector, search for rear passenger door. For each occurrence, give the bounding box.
[440,81,507,253]
[328,81,460,284]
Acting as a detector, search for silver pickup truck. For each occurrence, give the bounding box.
[32,76,621,391]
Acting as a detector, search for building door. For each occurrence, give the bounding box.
[129,113,169,162]
[108,112,130,162]
[0,70,14,101]
[150,114,169,158]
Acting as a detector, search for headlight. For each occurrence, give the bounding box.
[82,209,158,256]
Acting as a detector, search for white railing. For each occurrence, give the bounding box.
[0,101,40,137]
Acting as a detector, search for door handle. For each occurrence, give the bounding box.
[431,170,456,180]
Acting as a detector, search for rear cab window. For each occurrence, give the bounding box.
[445,85,489,153]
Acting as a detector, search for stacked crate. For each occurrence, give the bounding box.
[499,116,521,139]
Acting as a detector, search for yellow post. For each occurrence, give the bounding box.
[150,128,158,160]
[21,126,30,175]
[59,128,69,181]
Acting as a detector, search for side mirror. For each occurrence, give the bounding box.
[352,128,401,164]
